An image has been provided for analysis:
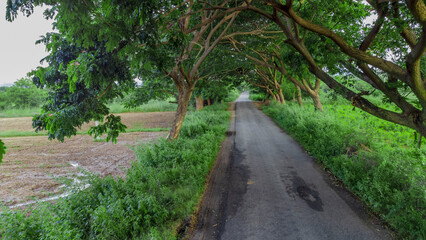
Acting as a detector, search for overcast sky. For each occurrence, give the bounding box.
[0,2,53,86]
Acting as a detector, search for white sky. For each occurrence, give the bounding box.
[0,2,53,86]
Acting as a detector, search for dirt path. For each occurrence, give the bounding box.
[191,92,392,240]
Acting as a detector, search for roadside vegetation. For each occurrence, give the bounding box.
[0,78,47,118]
[0,103,229,239]
[1,0,424,238]
[108,100,177,114]
[0,127,169,138]
[261,92,426,239]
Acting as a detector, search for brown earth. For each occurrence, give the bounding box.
[0,112,175,208]
[0,111,176,133]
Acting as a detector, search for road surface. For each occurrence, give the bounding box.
[191,92,391,240]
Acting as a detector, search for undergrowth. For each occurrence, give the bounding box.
[0,107,42,118]
[263,101,425,239]
[223,89,241,102]
[108,100,177,113]
[249,93,267,102]
[0,103,230,239]
[0,100,176,118]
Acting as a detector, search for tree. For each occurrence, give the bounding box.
[214,0,425,135]
[0,78,47,109]
[7,0,248,141]
[227,31,323,110]
[0,140,5,163]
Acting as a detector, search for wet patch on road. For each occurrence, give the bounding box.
[216,145,250,238]
[224,146,250,217]
[282,171,324,212]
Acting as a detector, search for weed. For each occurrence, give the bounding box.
[0,103,230,239]
[263,101,425,239]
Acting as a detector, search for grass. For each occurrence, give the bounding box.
[108,100,177,113]
[248,92,267,101]
[0,100,177,118]
[223,88,242,102]
[0,127,169,138]
[0,103,230,239]
[0,107,42,118]
[262,100,425,239]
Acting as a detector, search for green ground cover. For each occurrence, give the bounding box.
[0,107,43,118]
[0,100,177,118]
[0,103,230,239]
[0,127,170,138]
[108,100,177,113]
[262,99,425,239]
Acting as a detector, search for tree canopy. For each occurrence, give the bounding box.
[2,0,425,154]
[232,0,425,135]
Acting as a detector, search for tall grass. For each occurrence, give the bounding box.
[108,100,177,113]
[0,103,230,239]
[223,89,242,102]
[0,107,42,118]
[0,128,169,138]
[249,92,267,101]
[263,101,425,239]
[0,100,177,119]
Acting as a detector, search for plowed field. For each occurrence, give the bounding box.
[0,112,175,208]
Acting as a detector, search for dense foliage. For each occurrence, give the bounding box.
[0,104,229,239]
[262,97,426,239]
[0,78,47,110]
[0,139,5,161]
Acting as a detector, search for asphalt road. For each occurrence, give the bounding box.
[191,92,391,240]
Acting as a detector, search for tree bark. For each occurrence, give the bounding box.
[277,88,285,104]
[296,86,303,106]
[311,93,323,111]
[168,88,194,140]
[196,95,204,111]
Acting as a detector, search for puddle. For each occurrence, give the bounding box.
[3,161,90,210]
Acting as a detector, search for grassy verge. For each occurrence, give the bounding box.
[262,101,425,239]
[108,100,177,113]
[0,107,42,118]
[248,92,267,101]
[223,89,242,102]
[0,128,169,138]
[0,100,177,118]
[0,103,230,239]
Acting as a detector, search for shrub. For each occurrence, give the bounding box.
[263,101,426,239]
[0,103,230,239]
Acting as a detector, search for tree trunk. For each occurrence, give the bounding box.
[168,88,194,140]
[311,92,323,111]
[277,88,286,104]
[296,86,303,106]
[196,95,203,111]
[207,98,211,106]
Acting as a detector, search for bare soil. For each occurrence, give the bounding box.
[0,112,175,207]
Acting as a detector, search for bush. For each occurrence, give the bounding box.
[0,78,47,110]
[263,102,426,239]
[223,88,241,102]
[0,104,230,239]
[249,92,267,101]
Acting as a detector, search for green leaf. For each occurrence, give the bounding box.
[0,139,5,163]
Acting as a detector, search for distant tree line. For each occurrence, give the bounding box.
[0,78,47,110]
